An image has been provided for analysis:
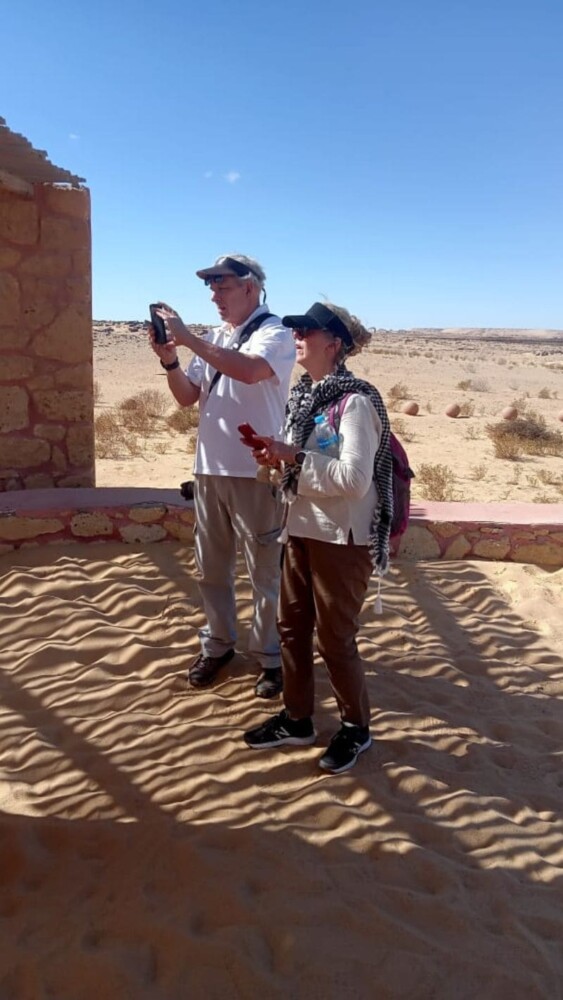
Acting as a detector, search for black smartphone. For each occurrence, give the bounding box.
[149,303,168,345]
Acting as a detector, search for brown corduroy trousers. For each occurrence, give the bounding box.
[278,535,373,728]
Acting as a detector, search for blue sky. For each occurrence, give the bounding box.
[2,0,562,328]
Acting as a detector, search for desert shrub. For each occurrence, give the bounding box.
[471,377,490,392]
[388,382,410,400]
[537,469,563,489]
[458,399,475,417]
[457,379,472,391]
[391,417,415,443]
[465,425,480,440]
[118,390,168,434]
[538,387,552,399]
[425,401,433,414]
[416,463,458,501]
[167,406,200,433]
[471,464,486,481]
[486,412,563,460]
[93,379,102,405]
[95,410,141,459]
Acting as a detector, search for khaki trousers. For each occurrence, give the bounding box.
[194,475,283,669]
[279,535,373,728]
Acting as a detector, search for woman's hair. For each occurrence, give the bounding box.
[325,302,372,363]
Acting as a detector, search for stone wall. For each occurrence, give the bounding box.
[0,183,94,490]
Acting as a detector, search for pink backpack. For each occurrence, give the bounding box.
[328,394,414,542]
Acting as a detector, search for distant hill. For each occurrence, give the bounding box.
[94,320,563,345]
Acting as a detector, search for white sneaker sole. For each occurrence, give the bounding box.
[245,733,317,750]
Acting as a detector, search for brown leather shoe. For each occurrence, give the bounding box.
[189,649,235,687]
[255,668,283,699]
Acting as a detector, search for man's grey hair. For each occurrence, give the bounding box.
[223,253,266,290]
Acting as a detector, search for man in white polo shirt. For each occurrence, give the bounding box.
[150,254,295,698]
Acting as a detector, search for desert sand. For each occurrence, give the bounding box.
[1,325,563,998]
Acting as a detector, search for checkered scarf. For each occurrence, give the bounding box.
[281,364,393,575]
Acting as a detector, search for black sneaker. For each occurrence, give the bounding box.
[244,710,316,749]
[319,724,372,774]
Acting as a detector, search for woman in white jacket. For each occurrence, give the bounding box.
[244,302,393,774]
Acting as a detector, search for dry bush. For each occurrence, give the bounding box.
[388,382,411,400]
[457,379,472,391]
[416,463,458,501]
[465,425,480,440]
[93,379,102,405]
[167,406,200,433]
[538,387,552,399]
[391,417,415,443]
[118,390,169,435]
[537,469,563,490]
[458,399,475,417]
[470,377,490,392]
[471,464,486,481]
[497,357,507,366]
[486,412,563,460]
[95,410,142,459]
[425,401,433,414]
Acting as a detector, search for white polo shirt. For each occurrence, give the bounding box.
[186,306,295,477]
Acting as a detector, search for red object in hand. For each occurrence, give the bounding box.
[238,423,268,449]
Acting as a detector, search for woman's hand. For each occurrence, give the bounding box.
[251,439,301,468]
[156,303,190,346]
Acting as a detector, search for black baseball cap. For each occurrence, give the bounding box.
[282,302,353,347]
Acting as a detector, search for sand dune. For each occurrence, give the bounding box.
[1,542,563,997]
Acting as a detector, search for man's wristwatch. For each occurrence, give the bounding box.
[160,358,180,371]
[294,451,306,467]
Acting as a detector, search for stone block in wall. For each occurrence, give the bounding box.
[52,446,67,472]
[40,215,90,252]
[57,474,94,488]
[0,248,22,268]
[0,517,64,541]
[398,525,441,560]
[19,252,72,279]
[0,436,50,468]
[66,424,94,467]
[128,504,167,524]
[0,387,30,432]
[34,305,92,364]
[64,274,92,304]
[55,363,93,389]
[0,274,20,324]
[20,275,58,330]
[119,523,167,544]
[33,389,91,423]
[511,542,563,567]
[0,357,34,381]
[24,473,55,489]
[163,519,195,543]
[28,374,55,391]
[434,521,464,539]
[473,538,511,560]
[43,186,90,220]
[0,327,31,351]
[34,424,66,442]
[71,512,113,537]
[444,535,472,559]
[0,195,39,244]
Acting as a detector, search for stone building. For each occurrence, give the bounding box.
[0,116,94,490]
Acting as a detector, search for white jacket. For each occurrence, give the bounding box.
[284,393,381,546]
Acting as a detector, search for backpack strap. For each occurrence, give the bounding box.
[207,312,273,397]
[327,393,353,432]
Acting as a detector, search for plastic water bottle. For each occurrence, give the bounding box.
[314,413,339,452]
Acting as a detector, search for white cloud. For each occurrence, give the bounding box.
[224,171,241,184]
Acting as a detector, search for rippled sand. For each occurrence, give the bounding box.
[1,542,563,998]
